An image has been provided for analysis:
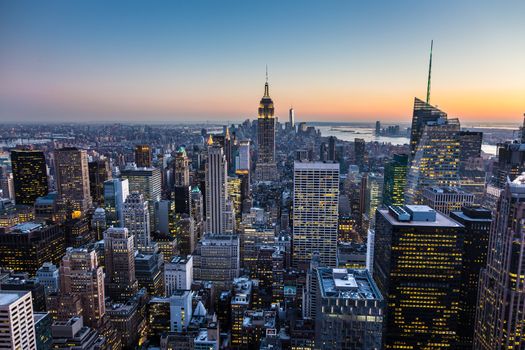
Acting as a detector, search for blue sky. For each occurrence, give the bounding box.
[0,0,524,123]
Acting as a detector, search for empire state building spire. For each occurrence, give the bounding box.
[255,68,278,181]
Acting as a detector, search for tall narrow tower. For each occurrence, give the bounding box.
[255,70,278,181]
[205,144,228,234]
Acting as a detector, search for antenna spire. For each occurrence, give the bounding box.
[264,65,270,97]
[426,40,433,104]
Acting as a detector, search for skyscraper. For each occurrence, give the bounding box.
[255,74,278,181]
[328,136,336,162]
[103,178,129,227]
[104,227,138,302]
[474,174,525,349]
[289,107,295,128]
[0,291,37,350]
[11,149,48,206]
[88,159,112,205]
[123,192,152,252]
[293,161,339,268]
[315,268,383,349]
[54,147,92,215]
[173,147,191,215]
[174,147,190,187]
[459,131,483,165]
[422,186,475,215]
[135,144,152,168]
[374,205,464,348]
[405,114,461,204]
[0,222,65,276]
[354,138,366,171]
[409,98,448,157]
[382,154,408,207]
[205,144,228,234]
[59,247,105,328]
[450,206,492,349]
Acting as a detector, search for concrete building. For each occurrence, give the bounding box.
[293,161,339,268]
[0,290,36,350]
[315,268,383,349]
[165,255,193,296]
[422,186,475,215]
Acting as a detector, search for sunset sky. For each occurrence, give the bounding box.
[0,0,523,124]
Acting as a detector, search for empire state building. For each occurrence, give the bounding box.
[255,76,278,181]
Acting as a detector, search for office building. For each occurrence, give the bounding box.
[205,144,228,234]
[59,247,105,328]
[11,149,48,206]
[474,175,525,349]
[459,131,483,165]
[315,268,383,349]
[193,233,240,289]
[354,138,366,171]
[123,192,153,252]
[382,154,408,207]
[492,139,525,188]
[293,161,339,268]
[409,97,448,157]
[0,222,65,276]
[51,317,105,349]
[88,159,111,205]
[0,291,36,350]
[135,144,152,168]
[170,290,193,332]
[135,252,163,297]
[54,147,93,215]
[374,205,464,348]
[366,172,383,227]
[328,136,336,162]
[165,255,193,296]
[104,227,139,302]
[422,186,475,215]
[174,147,191,215]
[405,115,461,204]
[255,75,278,181]
[36,262,60,295]
[91,207,107,240]
[104,178,129,227]
[34,312,52,350]
[450,206,492,349]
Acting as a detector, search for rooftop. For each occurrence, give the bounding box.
[317,268,382,301]
[11,222,43,233]
[382,206,462,228]
[0,290,29,306]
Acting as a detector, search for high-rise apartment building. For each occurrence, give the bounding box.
[120,165,161,203]
[123,192,152,252]
[205,144,228,234]
[104,227,138,302]
[374,205,464,348]
[135,144,152,168]
[255,76,278,181]
[293,161,339,268]
[54,147,93,214]
[11,149,48,206]
[382,154,408,207]
[474,175,525,349]
[0,290,36,350]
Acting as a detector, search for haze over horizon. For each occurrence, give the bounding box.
[1,0,524,124]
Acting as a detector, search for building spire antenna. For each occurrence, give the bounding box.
[266,65,268,83]
[426,40,433,104]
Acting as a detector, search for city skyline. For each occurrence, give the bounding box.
[1,0,524,123]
